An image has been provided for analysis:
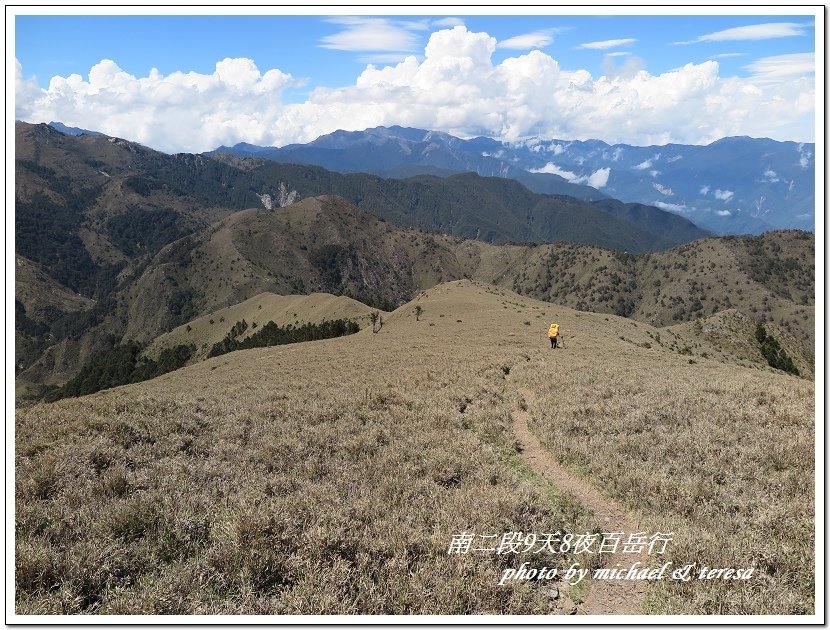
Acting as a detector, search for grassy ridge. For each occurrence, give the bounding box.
[15,281,815,615]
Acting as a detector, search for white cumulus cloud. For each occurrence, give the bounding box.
[530,162,577,178]
[635,154,660,170]
[584,167,610,188]
[15,24,817,153]
[17,57,300,153]
[529,162,609,188]
[714,189,734,201]
[715,209,732,216]
[654,201,687,213]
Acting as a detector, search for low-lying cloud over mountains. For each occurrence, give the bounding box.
[216,126,815,234]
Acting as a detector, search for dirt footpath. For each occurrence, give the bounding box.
[511,387,650,615]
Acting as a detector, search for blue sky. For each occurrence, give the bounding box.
[13,10,819,152]
[17,14,814,93]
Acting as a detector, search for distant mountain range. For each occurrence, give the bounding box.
[46,121,103,136]
[213,126,815,235]
[17,121,707,257]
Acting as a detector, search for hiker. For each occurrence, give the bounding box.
[548,323,560,349]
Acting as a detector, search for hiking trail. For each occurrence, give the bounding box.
[510,385,649,615]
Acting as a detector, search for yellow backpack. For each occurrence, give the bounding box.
[548,323,560,338]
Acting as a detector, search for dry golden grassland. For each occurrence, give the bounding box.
[508,308,815,614]
[15,281,814,615]
[15,283,599,614]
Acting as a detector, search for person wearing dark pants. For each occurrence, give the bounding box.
[548,323,560,349]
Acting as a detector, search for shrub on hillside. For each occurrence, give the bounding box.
[46,343,197,401]
[755,323,799,376]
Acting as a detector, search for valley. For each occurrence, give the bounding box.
[15,191,814,397]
